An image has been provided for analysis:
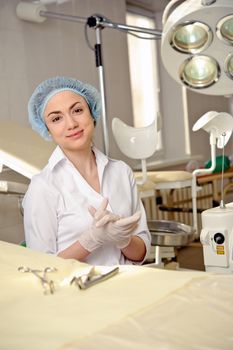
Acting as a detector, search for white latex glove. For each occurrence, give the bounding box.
[79,198,141,251]
[79,198,120,252]
[103,211,141,249]
[89,199,141,249]
[88,198,120,225]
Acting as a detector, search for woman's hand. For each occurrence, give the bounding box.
[105,211,141,248]
[88,198,121,226]
[59,198,145,262]
[85,199,141,249]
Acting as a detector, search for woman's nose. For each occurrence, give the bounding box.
[66,114,78,129]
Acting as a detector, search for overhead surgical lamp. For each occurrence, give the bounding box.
[161,0,233,95]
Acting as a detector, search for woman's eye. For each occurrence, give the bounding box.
[52,115,62,123]
[73,107,82,114]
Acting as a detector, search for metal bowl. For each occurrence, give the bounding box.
[147,220,196,247]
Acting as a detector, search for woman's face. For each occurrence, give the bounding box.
[44,90,95,153]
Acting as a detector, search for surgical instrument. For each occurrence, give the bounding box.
[18,266,57,294]
[70,266,119,290]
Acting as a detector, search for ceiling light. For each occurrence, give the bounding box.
[180,55,220,88]
[225,53,233,79]
[216,14,233,45]
[170,21,212,54]
[161,0,233,95]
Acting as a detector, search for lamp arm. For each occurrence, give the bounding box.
[191,136,216,234]
[39,11,162,37]
[141,159,148,184]
[135,159,148,186]
[40,10,87,23]
[98,19,162,37]
[193,133,217,178]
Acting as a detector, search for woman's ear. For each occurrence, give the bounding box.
[45,124,51,136]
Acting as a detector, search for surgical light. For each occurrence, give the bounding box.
[225,53,233,78]
[170,22,212,53]
[161,0,233,95]
[180,55,220,88]
[216,15,233,44]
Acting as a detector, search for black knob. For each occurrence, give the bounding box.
[213,232,225,245]
[87,16,97,27]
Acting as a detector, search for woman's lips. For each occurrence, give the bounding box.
[67,130,83,138]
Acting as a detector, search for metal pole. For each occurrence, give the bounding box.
[40,11,162,37]
[40,11,87,24]
[100,20,162,37]
[95,24,109,156]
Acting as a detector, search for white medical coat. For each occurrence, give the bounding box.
[23,146,151,265]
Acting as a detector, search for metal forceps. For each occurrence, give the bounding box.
[18,266,57,294]
[70,266,119,290]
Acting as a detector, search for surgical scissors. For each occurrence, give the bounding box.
[18,266,57,294]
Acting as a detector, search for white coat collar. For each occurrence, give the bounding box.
[48,145,109,171]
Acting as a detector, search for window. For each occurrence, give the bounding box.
[126,11,162,150]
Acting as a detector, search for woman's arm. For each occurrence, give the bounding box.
[24,182,90,260]
[23,178,58,253]
[57,240,90,261]
[121,236,146,262]
[122,168,151,263]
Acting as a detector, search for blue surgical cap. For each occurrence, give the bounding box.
[28,76,101,140]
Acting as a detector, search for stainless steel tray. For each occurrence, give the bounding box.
[147,220,196,247]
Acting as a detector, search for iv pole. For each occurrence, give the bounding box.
[16,2,162,155]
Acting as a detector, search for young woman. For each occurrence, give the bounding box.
[23,76,151,265]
